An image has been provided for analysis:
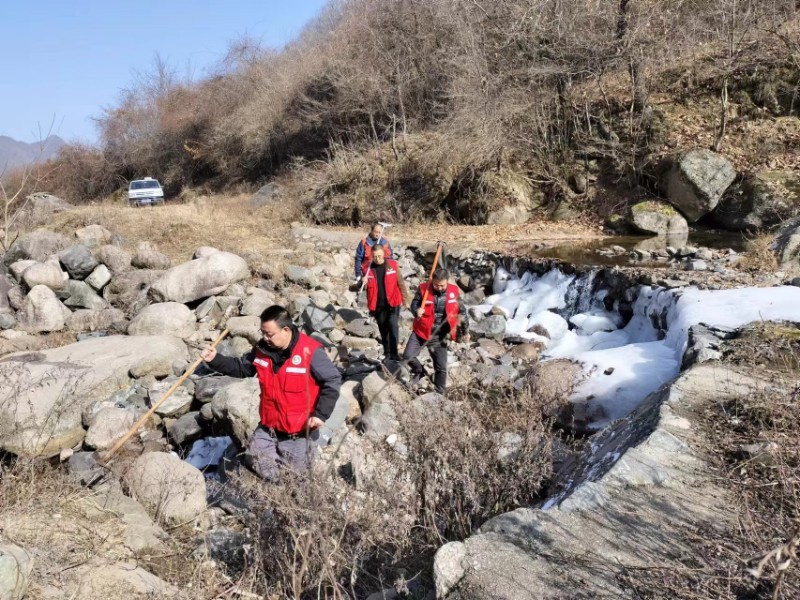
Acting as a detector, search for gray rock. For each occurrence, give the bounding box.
[195,376,240,402]
[250,182,281,208]
[71,559,180,598]
[302,304,336,333]
[149,378,194,417]
[359,372,408,440]
[0,312,16,330]
[21,260,67,290]
[773,217,800,271]
[695,247,714,261]
[686,260,707,271]
[97,244,132,272]
[225,315,261,344]
[0,275,13,312]
[8,260,36,281]
[63,279,109,310]
[17,284,70,332]
[346,317,379,338]
[128,302,196,338]
[342,335,378,350]
[285,265,319,288]
[211,378,260,447]
[0,543,33,600]
[3,229,71,264]
[169,411,203,445]
[126,452,207,525]
[434,541,467,599]
[241,287,275,317]
[85,263,113,291]
[149,251,250,303]
[714,169,800,231]
[59,245,99,279]
[665,148,736,221]
[470,314,506,341]
[102,269,162,312]
[84,407,143,450]
[628,201,689,236]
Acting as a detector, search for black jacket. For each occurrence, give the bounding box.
[206,327,342,421]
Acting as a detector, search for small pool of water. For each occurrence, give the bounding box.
[519,230,748,267]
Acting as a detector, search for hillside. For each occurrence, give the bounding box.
[29,0,797,236]
[0,135,65,172]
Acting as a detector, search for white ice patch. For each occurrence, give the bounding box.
[482,270,800,424]
[186,436,232,469]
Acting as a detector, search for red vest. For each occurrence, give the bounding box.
[365,259,404,311]
[252,333,322,434]
[412,282,461,341]
[360,237,393,274]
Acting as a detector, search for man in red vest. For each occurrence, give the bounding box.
[404,268,469,394]
[354,222,393,280]
[200,305,342,481]
[364,245,410,363]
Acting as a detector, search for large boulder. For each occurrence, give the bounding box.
[3,229,71,265]
[126,452,207,524]
[627,201,689,236]
[359,372,409,440]
[0,335,187,456]
[59,245,99,279]
[16,285,71,332]
[21,260,67,290]
[210,378,260,447]
[714,169,800,231]
[128,302,196,337]
[149,251,250,303]
[0,543,33,600]
[97,244,132,272]
[664,149,736,221]
[103,269,162,313]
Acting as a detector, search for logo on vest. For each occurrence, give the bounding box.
[291,355,302,365]
[449,292,455,298]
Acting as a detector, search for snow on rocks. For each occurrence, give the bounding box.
[479,266,800,427]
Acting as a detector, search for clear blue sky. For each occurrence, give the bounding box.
[0,1,329,144]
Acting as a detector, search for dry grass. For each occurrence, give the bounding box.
[41,193,296,262]
[739,232,780,272]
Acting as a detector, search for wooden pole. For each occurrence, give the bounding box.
[100,328,230,464]
[419,242,444,315]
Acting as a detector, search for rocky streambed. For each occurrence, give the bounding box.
[1,222,800,599]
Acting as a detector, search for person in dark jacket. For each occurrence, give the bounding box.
[200,305,342,481]
[354,222,392,280]
[403,268,469,394]
[364,245,410,362]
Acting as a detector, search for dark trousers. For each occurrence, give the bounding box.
[403,331,448,393]
[372,305,400,361]
[244,425,315,482]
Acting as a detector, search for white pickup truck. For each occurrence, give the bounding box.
[128,177,165,206]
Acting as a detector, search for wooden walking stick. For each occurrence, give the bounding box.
[419,241,444,316]
[100,328,230,464]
